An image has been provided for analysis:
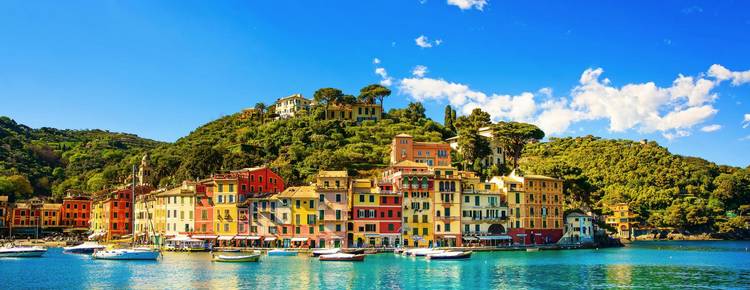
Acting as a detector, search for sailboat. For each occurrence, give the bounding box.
[93,165,161,261]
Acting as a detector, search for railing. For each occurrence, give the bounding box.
[437,216,459,222]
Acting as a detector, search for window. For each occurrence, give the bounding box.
[422,228,428,235]
[359,195,364,202]
[369,195,374,203]
[319,194,324,202]
[229,195,234,203]
[218,184,224,192]
[445,223,451,232]
[336,194,341,202]
[335,210,341,220]
[309,200,315,209]
[295,200,300,209]
[388,224,394,231]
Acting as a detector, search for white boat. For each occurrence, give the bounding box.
[92,248,160,260]
[319,253,365,261]
[311,248,341,257]
[0,246,47,258]
[410,249,445,257]
[63,242,106,254]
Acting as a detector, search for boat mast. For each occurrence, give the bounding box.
[132,164,136,245]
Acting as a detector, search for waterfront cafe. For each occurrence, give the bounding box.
[462,235,513,247]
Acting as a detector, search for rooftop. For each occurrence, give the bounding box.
[277,186,317,199]
[318,170,348,178]
[392,160,429,168]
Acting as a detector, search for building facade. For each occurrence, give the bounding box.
[433,167,462,247]
[61,195,92,230]
[390,134,451,166]
[606,203,637,239]
[274,93,313,119]
[278,186,318,247]
[559,212,595,244]
[494,172,564,245]
[324,103,383,123]
[460,172,510,246]
[315,171,349,248]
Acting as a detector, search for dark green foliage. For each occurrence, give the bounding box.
[493,121,545,169]
[0,116,162,200]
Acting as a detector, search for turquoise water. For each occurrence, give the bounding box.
[1,241,749,289]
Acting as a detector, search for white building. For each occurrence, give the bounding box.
[559,212,595,244]
[274,93,313,119]
[446,126,505,168]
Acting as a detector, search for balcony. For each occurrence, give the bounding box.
[463,216,508,222]
[437,216,459,222]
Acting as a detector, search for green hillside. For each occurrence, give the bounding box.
[0,116,162,200]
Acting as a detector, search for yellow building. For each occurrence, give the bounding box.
[315,171,349,248]
[392,160,434,247]
[134,191,157,243]
[89,199,107,238]
[461,172,510,246]
[157,182,197,237]
[278,186,318,247]
[212,176,239,240]
[606,203,638,239]
[324,103,382,123]
[433,166,462,247]
[274,93,312,119]
[40,203,62,228]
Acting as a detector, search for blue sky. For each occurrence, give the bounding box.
[1,1,749,166]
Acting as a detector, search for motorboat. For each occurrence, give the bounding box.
[92,248,160,260]
[426,251,472,260]
[393,248,404,255]
[63,242,106,254]
[526,248,540,252]
[318,253,365,262]
[364,249,378,255]
[410,249,445,257]
[267,249,298,256]
[311,248,341,257]
[0,246,47,258]
[212,253,260,262]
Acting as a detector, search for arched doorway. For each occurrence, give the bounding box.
[488,224,505,235]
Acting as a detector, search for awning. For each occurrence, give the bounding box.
[235,236,261,240]
[191,235,218,239]
[291,237,308,242]
[329,236,343,240]
[263,237,277,241]
[87,231,106,240]
[479,235,512,240]
[516,234,527,237]
[442,235,457,239]
[218,236,235,241]
[463,236,478,241]
[365,233,381,237]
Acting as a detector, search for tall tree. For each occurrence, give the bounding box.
[358,84,391,107]
[313,88,344,111]
[444,105,456,134]
[405,102,426,123]
[254,102,267,123]
[492,121,545,169]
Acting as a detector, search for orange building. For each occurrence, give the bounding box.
[493,171,564,245]
[40,203,62,228]
[390,134,451,166]
[61,195,92,230]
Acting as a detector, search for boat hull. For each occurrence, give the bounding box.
[213,254,260,262]
[63,246,106,254]
[267,250,297,256]
[0,249,46,258]
[92,249,160,260]
[311,249,341,257]
[427,251,473,260]
[319,254,365,261]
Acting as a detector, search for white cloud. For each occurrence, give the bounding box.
[537,87,553,98]
[375,67,393,87]
[412,65,428,78]
[708,64,750,86]
[743,114,750,128]
[700,124,722,132]
[397,65,748,139]
[415,35,441,48]
[740,135,750,141]
[447,0,487,11]
[372,58,381,64]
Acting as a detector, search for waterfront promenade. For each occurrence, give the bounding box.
[1,241,748,289]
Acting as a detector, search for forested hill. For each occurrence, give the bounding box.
[522,136,749,237]
[0,116,162,200]
[1,103,748,237]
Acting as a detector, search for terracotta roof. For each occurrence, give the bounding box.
[394,133,413,138]
[392,160,428,168]
[318,170,348,178]
[277,186,317,199]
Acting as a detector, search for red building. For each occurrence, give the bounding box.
[349,179,403,247]
[61,195,92,229]
[193,181,215,239]
[230,166,286,199]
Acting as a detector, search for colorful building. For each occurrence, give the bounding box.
[324,103,383,123]
[158,182,197,237]
[40,203,62,229]
[245,193,282,247]
[433,166,463,247]
[90,186,151,241]
[315,171,349,248]
[460,172,510,246]
[605,203,638,239]
[193,180,214,239]
[388,160,435,247]
[278,186,318,247]
[274,93,313,119]
[134,191,157,243]
[390,133,451,166]
[0,195,8,236]
[10,199,43,237]
[61,195,92,230]
[494,172,564,245]
[560,212,595,244]
[349,178,402,248]
[211,174,239,243]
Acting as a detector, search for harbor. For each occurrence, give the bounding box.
[1,241,748,289]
